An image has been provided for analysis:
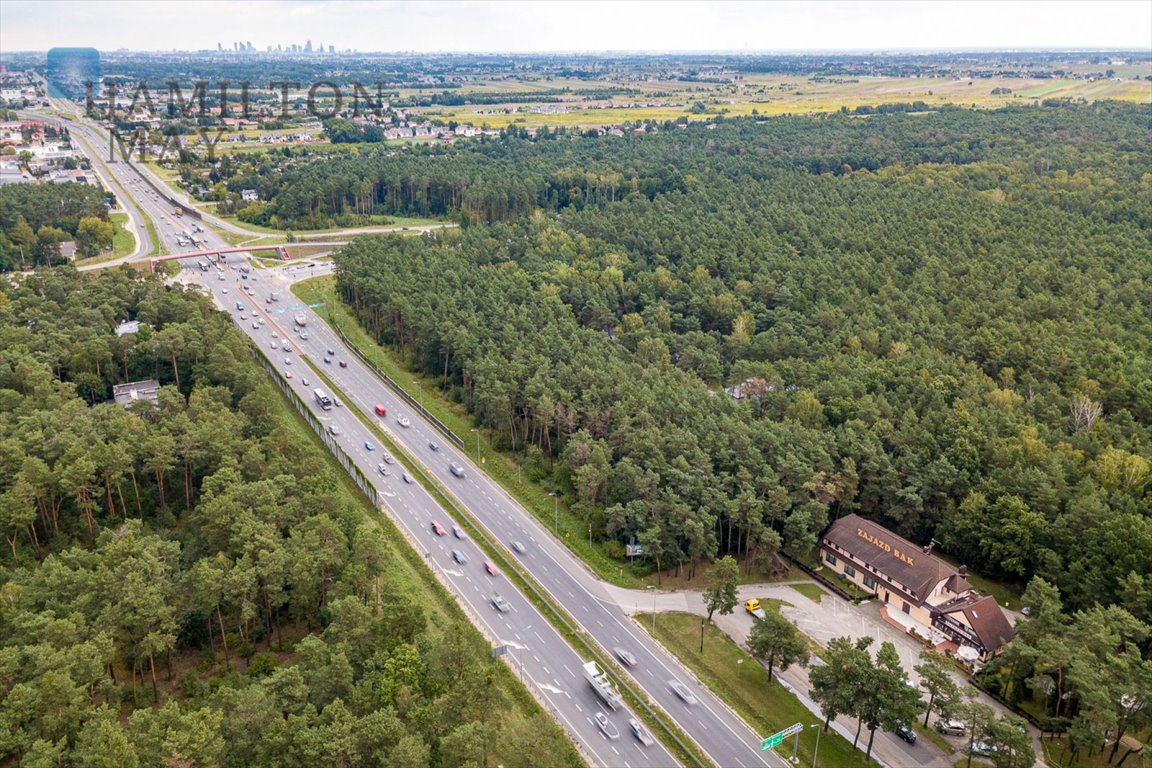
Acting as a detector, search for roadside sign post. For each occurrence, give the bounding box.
[760,723,804,757]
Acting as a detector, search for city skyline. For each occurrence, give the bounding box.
[2,1,1150,54]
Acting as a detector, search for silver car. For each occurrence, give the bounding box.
[669,679,697,705]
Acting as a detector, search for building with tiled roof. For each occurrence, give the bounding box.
[820,513,1014,661]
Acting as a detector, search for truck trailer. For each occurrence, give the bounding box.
[582,660,622,710]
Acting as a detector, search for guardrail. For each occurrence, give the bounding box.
[329,318,465,450]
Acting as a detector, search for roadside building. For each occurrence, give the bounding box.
[820,513,1014,661]
[112,379,161,409]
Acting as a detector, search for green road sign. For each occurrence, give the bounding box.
[761,732,784,751]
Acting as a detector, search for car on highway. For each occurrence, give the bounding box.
[284,357,291,365]
[613,647,637,667]
[402,472,413,484]
[284,370,292,379]
[895,724,917,744]
[449,462,466,478]
[377,463,390,476]
[375,404,387,416]
[669,679,697,705]
[328,424,341,436]
[511,541,527,554]
[221,288,228,293]
[431,521,446,536]
[491,593,511,612]
[323,356,331,364]
[327,348,335,356]
[381,452,395,465]
[339,360,347,368]
[452,525,465,539]
[333,397,342,408]
[239,313,246,320]
[364,441,374,451]
[252,322,260,329]
[299,332,308,340]
[272,331,279,338]
[396,415,411,428]
[429,441,439,451]
[266,298,272,304]
[594,712,619,740]
[629,718,654,746]
[451,550,467,565]
[301,377,309,387]
[484,560,499,576]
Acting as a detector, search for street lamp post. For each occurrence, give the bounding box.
[646,585,656,634]
[549,492,558,535]
[471,428,480,463]
[809,724,822,768]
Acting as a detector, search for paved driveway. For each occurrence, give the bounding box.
[604,579,1041,768]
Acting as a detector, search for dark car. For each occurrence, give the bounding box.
[895,724,917,744]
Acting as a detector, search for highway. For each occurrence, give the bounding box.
[52,102,792,768]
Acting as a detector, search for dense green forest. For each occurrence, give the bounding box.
[0,184,115,271]
[0,269,576,767]
[334,103,1152,614]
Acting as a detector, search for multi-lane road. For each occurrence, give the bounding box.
[53,105,794,768]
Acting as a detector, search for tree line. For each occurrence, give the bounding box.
[0,184,116,270]
[332,102,1150,619]
[0,267,577,768]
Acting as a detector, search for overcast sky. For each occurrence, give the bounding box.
[2,1,1150,53]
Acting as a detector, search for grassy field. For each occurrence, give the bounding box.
[109,212,134,258]
[789,583,826,604]
[644,612,878,768]
[413,71,1150,130]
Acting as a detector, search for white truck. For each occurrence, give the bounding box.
[583,660,622,710]
[294,313,307,328]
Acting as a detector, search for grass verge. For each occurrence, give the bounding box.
[789,583,826,604]
[643,612,879,768]
[249,344,585,768]
[293,274,646,589]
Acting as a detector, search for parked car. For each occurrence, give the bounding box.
[895,724,917,744]
[969,741,997,758]
[935,719,966,737]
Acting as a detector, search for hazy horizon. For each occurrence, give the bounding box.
[2,1,1150,55]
